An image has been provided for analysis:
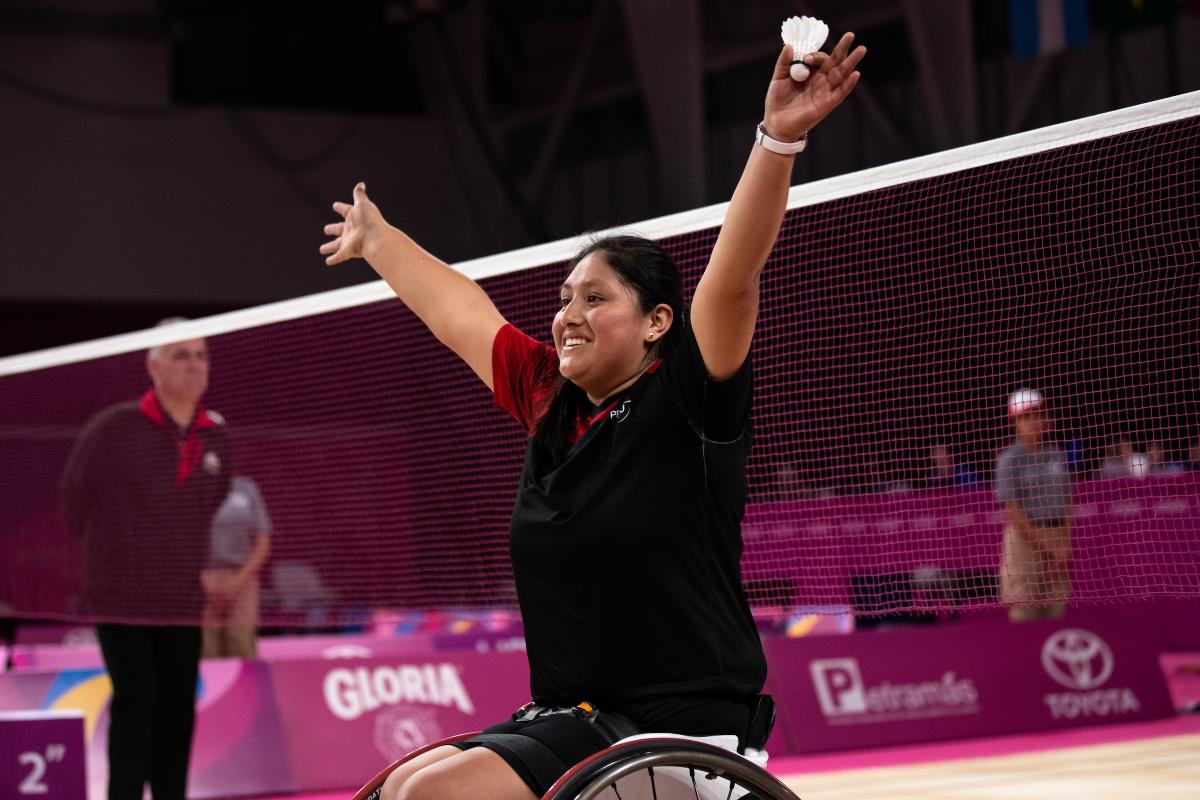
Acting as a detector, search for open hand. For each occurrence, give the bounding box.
[763,32,866,141]
[320,182,386,265]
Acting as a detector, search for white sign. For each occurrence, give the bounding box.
[1041,628,1114,690]
[323,664,475,721]
[1040,629,1140,720]
[809,658,979,724]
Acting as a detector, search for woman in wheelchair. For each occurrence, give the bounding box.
[322,29,865,800]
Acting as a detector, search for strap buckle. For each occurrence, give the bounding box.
[513,700,598,723]
[571,701,597,719]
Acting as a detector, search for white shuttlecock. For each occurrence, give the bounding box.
[781,15,829,82]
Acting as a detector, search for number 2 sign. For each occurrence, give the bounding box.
[0,712,85,800]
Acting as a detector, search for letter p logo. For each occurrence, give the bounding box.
[810,658,867,716]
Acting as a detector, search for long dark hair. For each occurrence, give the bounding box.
[532,235,686,456]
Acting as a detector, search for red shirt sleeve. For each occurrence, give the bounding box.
[492,323,559,433]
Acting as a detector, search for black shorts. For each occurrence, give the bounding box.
[454,696,752,797]
[454,712,615,797]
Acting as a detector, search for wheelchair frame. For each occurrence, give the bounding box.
[352,732,801,800]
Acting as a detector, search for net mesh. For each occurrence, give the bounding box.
[1,100,1198,626]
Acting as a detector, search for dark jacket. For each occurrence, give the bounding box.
[60,391,232,622]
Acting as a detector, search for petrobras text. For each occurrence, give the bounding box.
[810,657,980,723]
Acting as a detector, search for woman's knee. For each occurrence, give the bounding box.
[392,767,432,800]
[396,766,480,800]
[377,745,460,800]
[395,766,470,800]
[378,766,406,800]
[395,749,534,800]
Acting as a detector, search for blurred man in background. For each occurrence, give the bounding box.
[925,443,981,491]
[61,319,231,800]
[202,474,271,659]
[995,389,1072,622]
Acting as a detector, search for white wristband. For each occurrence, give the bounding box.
[755,123,807,155]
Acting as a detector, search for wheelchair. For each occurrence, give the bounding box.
[352,731,801,800]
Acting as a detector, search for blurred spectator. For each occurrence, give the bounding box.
[1190,438,1200,471]
[1099,437,1135,479]
[265,562,338,626]
[878,469,912,494]
[202,475,272,659]
[60,319,231,800]
[807,483,839,500]
[1146,440,1166,474]
[860,456,884,494]
[1146,440,1186,475]
[772,461,805,501]
[925,443,981,491]
[996,389,1071,622]
[1065,437,1085,474]
[867,450,913,494]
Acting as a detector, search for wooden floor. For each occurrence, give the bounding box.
[780,732,1200,800]
[275,719,1200,800]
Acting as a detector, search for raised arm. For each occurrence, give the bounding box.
[692,33,865,379]
[320,183,507,389]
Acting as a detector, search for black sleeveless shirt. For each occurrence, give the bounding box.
[492,319,766,708]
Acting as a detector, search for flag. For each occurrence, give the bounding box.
[1009,0,1092,58]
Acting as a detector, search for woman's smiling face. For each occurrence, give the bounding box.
[553,252,658,402]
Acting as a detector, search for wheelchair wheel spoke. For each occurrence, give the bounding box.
[546,741,799,800]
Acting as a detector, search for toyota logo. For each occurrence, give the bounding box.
[1041,629,1114,690]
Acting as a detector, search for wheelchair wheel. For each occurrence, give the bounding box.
[542,737,801,800]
